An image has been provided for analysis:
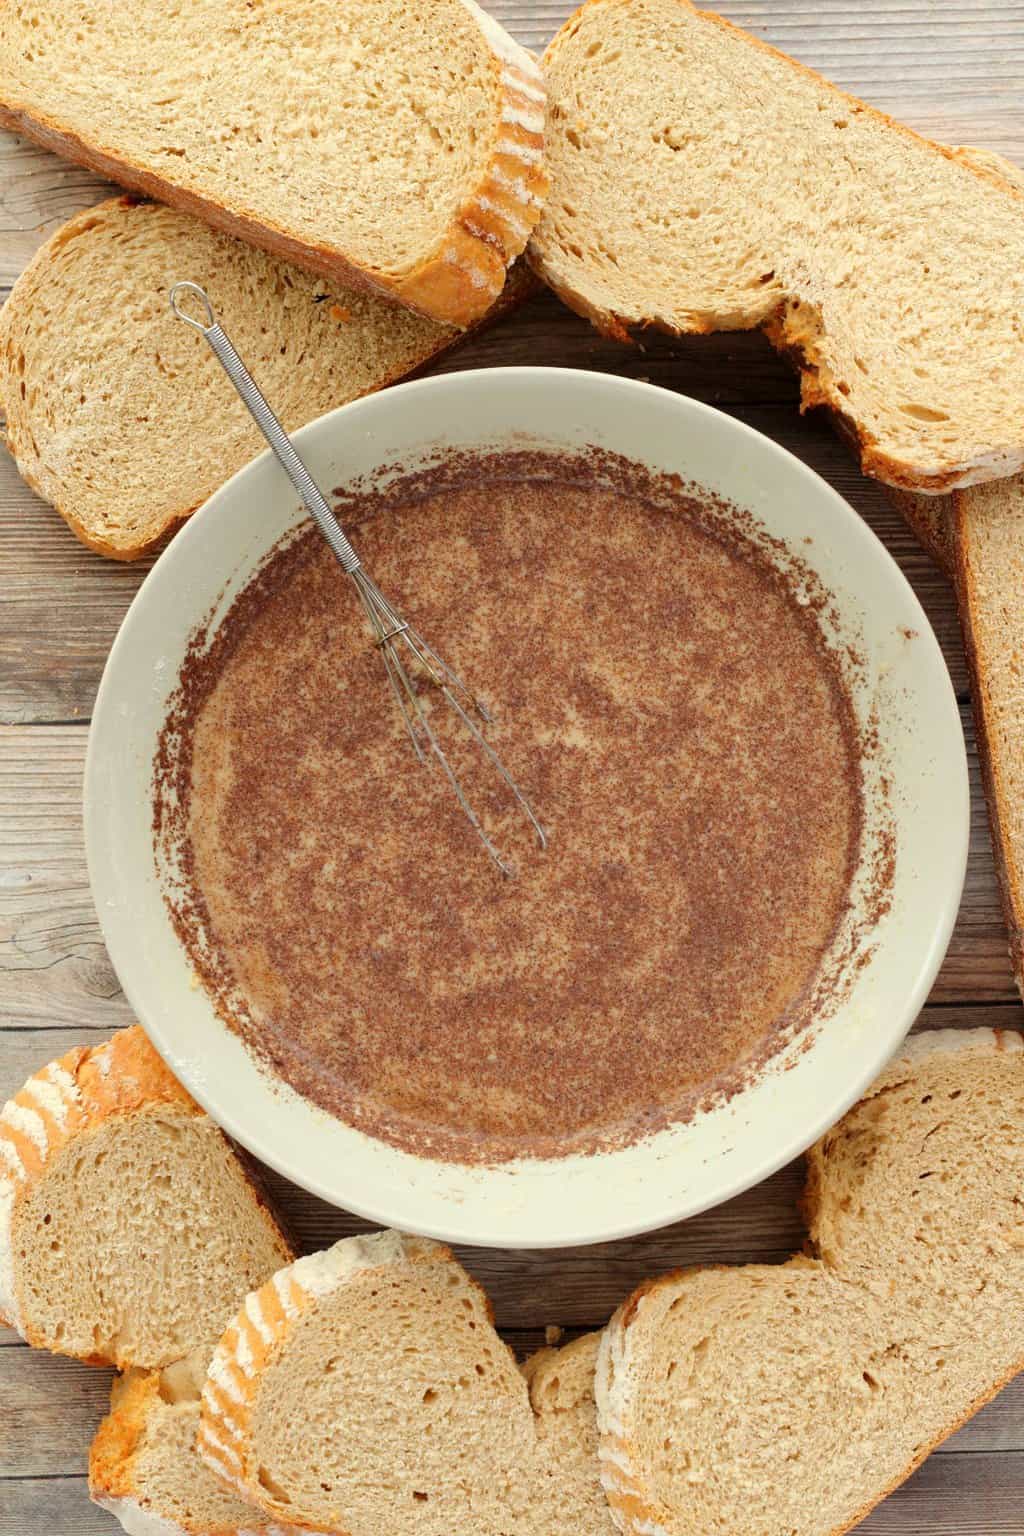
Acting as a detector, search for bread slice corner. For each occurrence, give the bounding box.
[522,1330,617,1535]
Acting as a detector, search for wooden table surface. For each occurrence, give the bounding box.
[2,2,1023,1531]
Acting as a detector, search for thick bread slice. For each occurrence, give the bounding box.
[807,1028,1024,1322]
[0,1025,293,1369]
[198,1231,536,1536]
[0,0,547,327]
[90,1350,307,1536]
[597,1259,916,1536]
[953,475,1024,995]
[523,1332,617,1536]
[530,0,1024,492]
[600,1031,1024,1536]
[0,197,486,560]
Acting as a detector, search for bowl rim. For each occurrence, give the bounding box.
[84,365,970,1247]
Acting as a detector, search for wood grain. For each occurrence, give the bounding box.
[1,0,1022,1530]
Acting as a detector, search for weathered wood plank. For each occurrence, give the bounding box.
[855,1452,1024,1534]
[0,376,965,725]
[6,1449,1024,1536]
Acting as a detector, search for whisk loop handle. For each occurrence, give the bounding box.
[169,281,361,575]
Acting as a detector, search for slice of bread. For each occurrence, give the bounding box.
[0,1025,294,1369]
[90,1349,306,1536]
[599,1030,1024,1536]
[523,1332,617,1536]
[0,197,475,560]
[808,1027,1024,1321]
[530,0,1024,492]
[597,1259,911,1536]
[0,0,546,327]
[198,1231,536,1536]
[954,475,1024,996]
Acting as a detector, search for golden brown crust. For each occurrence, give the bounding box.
[0,1028,200,1351]
[88,1371,155,1504]
[535,0,1024,492]
[0,34,546,328]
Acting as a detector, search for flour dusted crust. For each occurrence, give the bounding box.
[0,1027,193,1338]
[197,1233,452,1508]
[394,0,548,323]
[198,1232,537,1536]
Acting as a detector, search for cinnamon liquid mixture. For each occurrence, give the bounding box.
[157,450,865,1163]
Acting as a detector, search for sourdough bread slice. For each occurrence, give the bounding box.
[0,0,547,327]
[530,0,1024,491]
[90,1350,307,1536]
[523,1332,617,1536]
[597,1259,916,1536]
[953,476,1024,995]
[0,197,482,559]
[198,1231,536,1536]
[0,1025,294,1369]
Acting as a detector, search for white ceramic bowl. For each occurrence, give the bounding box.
[86,368,968,1249]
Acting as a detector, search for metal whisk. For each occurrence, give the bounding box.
[169,282,545,877]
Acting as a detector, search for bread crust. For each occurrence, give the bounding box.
[531,0,1024,492]
[0,12,547,329]
[90,1368,295,1536]
[600,1030,1024,1536]
[198,1232,522,1532]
